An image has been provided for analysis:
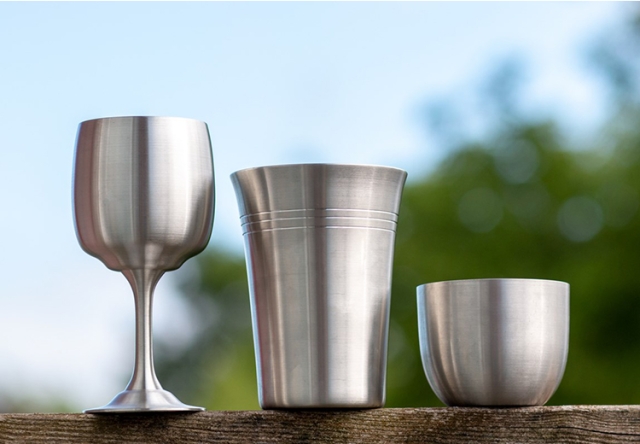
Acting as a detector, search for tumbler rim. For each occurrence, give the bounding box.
[231,162,407,178]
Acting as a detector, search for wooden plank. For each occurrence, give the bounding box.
[1,406,640,443]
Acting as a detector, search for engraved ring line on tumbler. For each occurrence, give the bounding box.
[239,209,399,233]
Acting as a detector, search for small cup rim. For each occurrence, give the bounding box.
[417,277,569,292]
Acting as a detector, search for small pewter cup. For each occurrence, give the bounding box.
[417,278,569,407]
[231,163,407,409]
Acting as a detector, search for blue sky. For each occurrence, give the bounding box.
[0,2,625,410]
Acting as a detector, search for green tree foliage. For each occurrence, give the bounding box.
[158,9,640,409]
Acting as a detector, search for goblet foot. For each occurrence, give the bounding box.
[84,389,204,413]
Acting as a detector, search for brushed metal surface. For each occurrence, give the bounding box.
[417,278,569,407]
[231,164,407,409]
[74,116,214,412]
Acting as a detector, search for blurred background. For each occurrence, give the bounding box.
[0,2,639,412]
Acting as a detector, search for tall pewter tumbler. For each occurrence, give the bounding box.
[231,164,407,408]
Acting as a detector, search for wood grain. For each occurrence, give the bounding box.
[1,406,640,443]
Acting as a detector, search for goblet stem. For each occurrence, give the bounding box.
[83,267,204,412]
[122,268,164,392]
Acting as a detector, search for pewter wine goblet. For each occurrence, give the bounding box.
[73,116,214,413]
